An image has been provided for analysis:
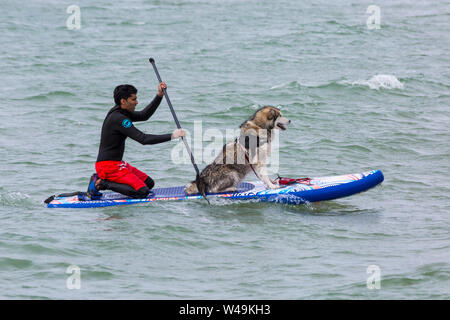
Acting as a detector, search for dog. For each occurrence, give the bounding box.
[185,106,290,194]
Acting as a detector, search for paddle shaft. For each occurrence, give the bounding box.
[149,58,200,177]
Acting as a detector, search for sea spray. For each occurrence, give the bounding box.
[342,75,404,90]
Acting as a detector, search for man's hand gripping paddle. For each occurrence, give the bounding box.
[149,58,210,204]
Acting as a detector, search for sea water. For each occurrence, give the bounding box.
[0,0,449,299]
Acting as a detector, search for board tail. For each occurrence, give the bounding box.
[44,195,55,204]
[44,191,85,204]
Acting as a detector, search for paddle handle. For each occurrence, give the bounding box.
[149,58,182,129]
[149,58,200,177]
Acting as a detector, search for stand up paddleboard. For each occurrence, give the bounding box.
[44,170,384,208]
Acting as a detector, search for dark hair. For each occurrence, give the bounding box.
[114,84,137,105]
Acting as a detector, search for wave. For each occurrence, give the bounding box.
[340,75,404,90]
[0,257,33,269]
[270,81,304,90]
[82,5,109,11]
[23,91,76,101]
[115,21,147,26]
[270,75,404,92]
[381,262,450,292]
[0,192,35,208]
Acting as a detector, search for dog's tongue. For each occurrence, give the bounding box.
[277,123,286,130]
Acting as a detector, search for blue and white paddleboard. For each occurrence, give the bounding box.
[45,170,384,208]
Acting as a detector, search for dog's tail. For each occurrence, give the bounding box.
[185,176,210,204]
[195,175,210,204]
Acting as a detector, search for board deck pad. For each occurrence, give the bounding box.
[46,170,384,208]
[78,182,255,201]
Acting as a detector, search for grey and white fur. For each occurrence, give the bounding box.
[185,106,290,194]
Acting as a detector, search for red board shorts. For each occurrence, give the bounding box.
[95,161,148,191]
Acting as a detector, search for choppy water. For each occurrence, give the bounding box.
[1,0,449,299]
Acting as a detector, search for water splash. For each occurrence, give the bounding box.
[342,75,404,90]
[270,76,404,91]
[207,197,262,206]
[270,193,309,205]
[0,192,34,208]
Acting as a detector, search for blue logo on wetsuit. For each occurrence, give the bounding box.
[122,119,132,128]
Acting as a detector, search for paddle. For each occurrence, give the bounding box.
[149,58,210,204]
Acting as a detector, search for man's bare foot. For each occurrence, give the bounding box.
[95,179,106,190]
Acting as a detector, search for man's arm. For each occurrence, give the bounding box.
[130,82,167,122]
[130,95,163,122]
[117,115,172,145]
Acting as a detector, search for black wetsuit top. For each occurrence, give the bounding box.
[96,95,172,162]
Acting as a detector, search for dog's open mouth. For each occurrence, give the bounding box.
[277,123,287,130]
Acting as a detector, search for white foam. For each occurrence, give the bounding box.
[0,192,33,207]
[345,74,404,90]
[270,83,287,90]
[269,80,300,90]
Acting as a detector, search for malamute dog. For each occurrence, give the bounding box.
[185,106,290,194]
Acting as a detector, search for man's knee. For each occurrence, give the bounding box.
[134,186,150,199]
[144,177,154,190]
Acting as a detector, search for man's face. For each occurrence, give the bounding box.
[121,94,138,112]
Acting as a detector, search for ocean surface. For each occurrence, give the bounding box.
[1,0,449,299]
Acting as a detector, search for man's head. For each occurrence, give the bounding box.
[114,84,138,112]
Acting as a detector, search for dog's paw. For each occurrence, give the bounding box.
[184,182,198,194]
[267,183,279,189]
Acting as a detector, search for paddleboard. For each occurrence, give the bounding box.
[45,170,384,208]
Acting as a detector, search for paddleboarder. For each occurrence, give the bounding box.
[87,83,185,199]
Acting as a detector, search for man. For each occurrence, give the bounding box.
[87,82,185,199]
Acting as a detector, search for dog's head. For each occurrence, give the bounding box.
[241,106,290,131]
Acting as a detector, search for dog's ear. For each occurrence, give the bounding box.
[269,109,279,120]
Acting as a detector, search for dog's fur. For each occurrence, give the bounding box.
[185,106,290,194]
